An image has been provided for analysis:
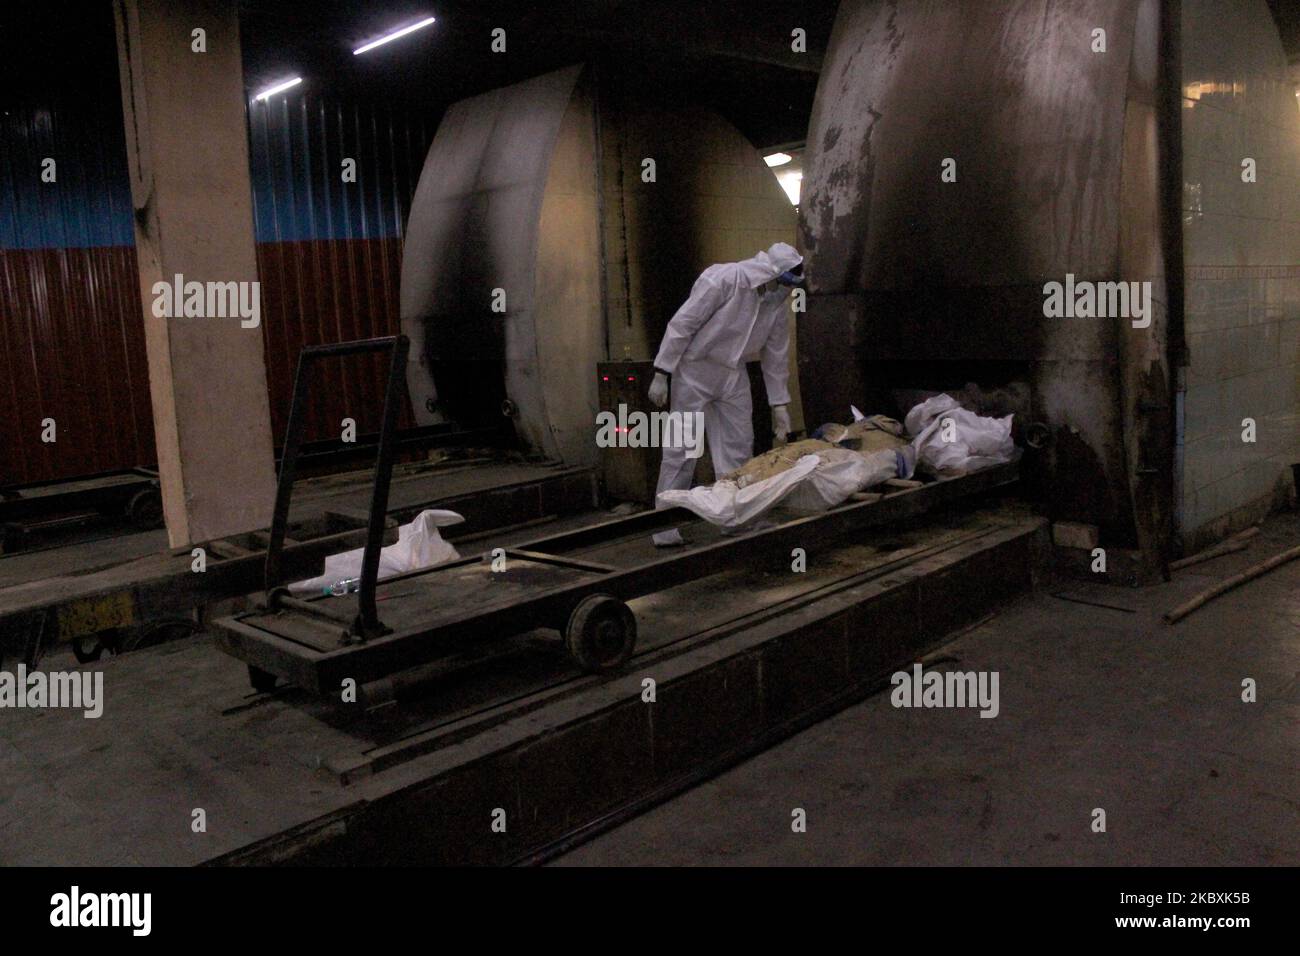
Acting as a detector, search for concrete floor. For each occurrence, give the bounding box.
[557,512,1300,866]
[0,504,1031,865]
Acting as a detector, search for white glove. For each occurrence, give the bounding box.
[772,404,792,446]
[648,371,669,408]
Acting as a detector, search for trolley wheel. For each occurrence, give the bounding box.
[248,664,278,694]
[72,634,106,664]
[564,594,636,673]
[126,488,164,530]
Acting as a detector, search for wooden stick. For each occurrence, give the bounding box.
[1167,539,1247,570]
[1164,542,1300,624]
[1168,527,1259,571]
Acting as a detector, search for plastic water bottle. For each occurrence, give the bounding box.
[324,577,360,597]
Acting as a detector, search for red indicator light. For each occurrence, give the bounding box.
[601,375,609,381]
[627,375,636,382]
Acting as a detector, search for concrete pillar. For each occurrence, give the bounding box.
[113,0,275,546]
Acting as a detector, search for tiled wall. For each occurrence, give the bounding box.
[1180,0,1300,545]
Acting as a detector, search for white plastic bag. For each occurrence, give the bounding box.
[904,393,961,436]
[784,448,899,512]
[657,447,904,529]
[657,455,820,529]
[907,394,1015,478]
[290,508,464,595]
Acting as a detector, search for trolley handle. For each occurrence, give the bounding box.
[264,335,410,640]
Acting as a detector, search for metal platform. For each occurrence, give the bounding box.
[0,462,595,666]
[0,501,1046,866]
[0,468,164,554]
[0,334,595,667]
[212,460,1021,695]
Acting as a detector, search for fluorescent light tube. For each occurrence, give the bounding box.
[254,77,303,101]
[353,16,436,55]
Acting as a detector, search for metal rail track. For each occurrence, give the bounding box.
[214,458,1020,695]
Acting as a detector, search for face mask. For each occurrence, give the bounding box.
[775,266,804,287]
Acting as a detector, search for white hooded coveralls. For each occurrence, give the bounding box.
[653,242,803,493]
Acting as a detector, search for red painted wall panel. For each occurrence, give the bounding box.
[0,236,419,487]
[0,245,155,485]
[256,237,414,444]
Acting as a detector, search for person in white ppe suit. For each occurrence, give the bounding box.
[648,242,804,498]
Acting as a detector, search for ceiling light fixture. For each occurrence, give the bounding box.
[254,76,303,101]
[764,152,793,167]
[353,16,437,55]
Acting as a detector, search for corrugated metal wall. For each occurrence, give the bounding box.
[249,93,434,443]
[0,3,154,487]
[0,5,436,486]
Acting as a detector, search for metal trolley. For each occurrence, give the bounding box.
[211,337,1019,698]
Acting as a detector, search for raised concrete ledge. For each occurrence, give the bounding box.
[211,516,1047,866]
